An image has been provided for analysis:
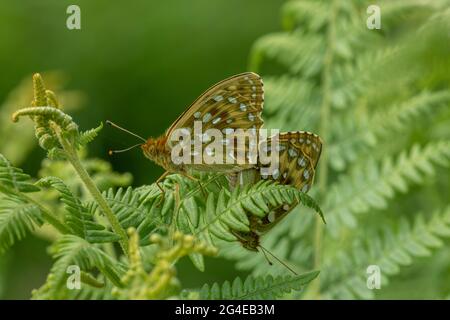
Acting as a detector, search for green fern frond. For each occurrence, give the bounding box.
[11,74,85,153]
[78,122,103,147]
[12,74,130,254]
[264,76,320,131]
[13,106,79,150]
[370,91,450,137]
[32,235,123,299]
[322,205,450,299]
[325,141,450,236]
[195,181,323,245]
[330,48,400,110]
[37,176,120,243]
[66,281,115,300]
[197,271,319,300]
[39,155,132,194]
[378,0,449,28]
[134,173,227,226]
[113,229,217,300]
[250,31,324,77]
[0,154,40,193]
[0,154,45,253]
[31,73,48,107]
[0,196,43,254]
[329,91,450,171]
[282,0,328,31]
[98,187,165,246]
[0,73,84,165]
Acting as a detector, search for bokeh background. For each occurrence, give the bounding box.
[0,0,283,299]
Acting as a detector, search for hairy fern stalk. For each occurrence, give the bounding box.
[1,0,450,300]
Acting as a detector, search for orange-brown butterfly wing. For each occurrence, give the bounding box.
[260,131,322,192]
[165,72,265,172]
[166,72,264,136]
[232,131,322,235]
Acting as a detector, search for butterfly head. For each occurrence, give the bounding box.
[232,230,260,252]
[141,137,158,160]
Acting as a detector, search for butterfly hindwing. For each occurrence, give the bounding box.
[259,131,322,193]
[227,131,322,242]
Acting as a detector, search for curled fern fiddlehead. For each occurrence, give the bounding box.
[11,73,129,255]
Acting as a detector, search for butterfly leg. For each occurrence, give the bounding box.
[197,181,207,196]
[181,172,207,196]
[156,171,170,206]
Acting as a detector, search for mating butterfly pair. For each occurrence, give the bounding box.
[228,130,322,253]
[108,72,322,252]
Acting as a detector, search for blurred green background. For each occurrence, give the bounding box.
[0,0,283,299]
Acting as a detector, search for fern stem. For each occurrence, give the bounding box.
[50,122,129,256]
[25,193,70,234]
[81,271,105,288]
[0,185,69,234]
[310,0,338,299]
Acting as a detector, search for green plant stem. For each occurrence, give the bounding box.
[310,0,338,299]
[50,122,129,256]
[0,185,69,234]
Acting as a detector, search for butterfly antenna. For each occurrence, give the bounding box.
[106,120,146,143]
[259,246,273,266]
[259,245,298,276]
[108,143,142,155]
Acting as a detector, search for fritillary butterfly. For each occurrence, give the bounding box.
[108,72,265,186]
[228,131,323,251]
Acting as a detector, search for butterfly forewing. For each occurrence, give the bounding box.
[165,72,264,172]
[166,72,264,135]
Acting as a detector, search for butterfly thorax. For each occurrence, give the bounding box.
[141,136,183,173]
